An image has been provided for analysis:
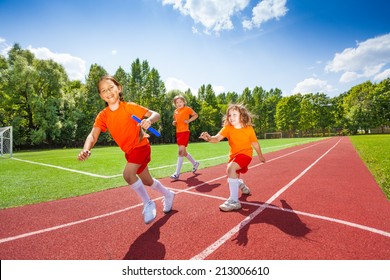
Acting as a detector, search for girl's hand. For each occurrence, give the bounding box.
[172,120,177,126]
[259,155,266,163]
[140,119,152,130]
[199,132,211,141]
[78,150,91,161]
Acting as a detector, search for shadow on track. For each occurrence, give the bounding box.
[123,210,178,260]
[233,198,312,246]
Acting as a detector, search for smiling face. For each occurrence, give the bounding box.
[174,97,186,109]
[227,108,242,128]
[98,78,122,106]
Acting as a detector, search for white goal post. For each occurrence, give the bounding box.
[0,126,13,158]
[264,132,282,139]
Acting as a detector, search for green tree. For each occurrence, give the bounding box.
[264,88,282,133]
[276,94,302,137]
[114,66,130,101]
[371,78,390,132]
[76,64,108,144]
[343,81,374,134]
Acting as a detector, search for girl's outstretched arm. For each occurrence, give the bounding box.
[78,127,101,161]
[199,132,224,143]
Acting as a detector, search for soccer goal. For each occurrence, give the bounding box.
[264,132,282,139]
[0,126,13,158]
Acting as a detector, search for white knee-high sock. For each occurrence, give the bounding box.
[228,178,240,202]
[186,153,196,165]
[151,179,170,196]
[130,178,150,204]
[175,156,184,174]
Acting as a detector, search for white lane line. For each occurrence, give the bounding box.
[190,138,342,260]
[0,140,323,244]
[0,138,345,246]
[11,139,323,179]
[11,157,112,178]
[0,203,142,244]
[175,189,390,239]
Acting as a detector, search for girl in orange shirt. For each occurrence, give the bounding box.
[78,75,174,224]
[170,95,200,180]
[199,104,266,212]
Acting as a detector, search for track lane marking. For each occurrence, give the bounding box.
[11,139,325,178]
[0,140,328,244]
[3,137,388,252]
[190,138,343,260]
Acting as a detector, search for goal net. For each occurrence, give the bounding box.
[0,126,13,158]
[264,132,282,139]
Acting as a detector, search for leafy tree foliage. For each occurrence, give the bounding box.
[1,44,389,149]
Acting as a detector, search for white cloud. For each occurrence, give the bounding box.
[213,85,225,94]
[163,0,249,34]
[165,77,225,94]
[339,71,362,83]
[243,0,288,30]
[165,77,196,93]
[111,49,117,55]
[0,37,11,56]
[292,78,335,94]
[325,33,390,83]
[374,68,390,81]
[27,46,86,81]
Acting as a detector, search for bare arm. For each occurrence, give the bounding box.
[199,132,224,143]
[185,111,198,124]
[252,141,266,163]
[78,127,102,161]
[140,110,160,130]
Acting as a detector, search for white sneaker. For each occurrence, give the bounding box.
[142,200,156,224]
[170,173,180,180]
[239,182,251,195]
[163,190,175,213]
[219,199,241,212]
[192,161,200,173]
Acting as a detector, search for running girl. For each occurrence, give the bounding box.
[78,75,174,224]
[170,95,200,180]
[199,104,266,211]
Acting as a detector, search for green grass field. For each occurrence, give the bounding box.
[349,134,390,199]
[1,135,389,209]
[0,138,324,209]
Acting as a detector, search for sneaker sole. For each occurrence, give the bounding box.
[192,162,200,173]
[219,204,241,212]
[239,184,251,195]
[241,189,251,195]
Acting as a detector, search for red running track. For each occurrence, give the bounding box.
[0,137,389,260]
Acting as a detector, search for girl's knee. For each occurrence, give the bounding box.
[142,178,154,186]
[178,146,187,157]
[226,163,239,178]
[123,173,137,185]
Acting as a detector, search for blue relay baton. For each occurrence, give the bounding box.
[131,115,161,137]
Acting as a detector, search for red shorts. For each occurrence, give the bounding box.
[125,144,151,174]
[176,131,190,147]
[229,154,252,174]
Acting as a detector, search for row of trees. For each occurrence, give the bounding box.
[1,44,389,149]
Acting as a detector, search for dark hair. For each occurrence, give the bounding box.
[98,75,124,106]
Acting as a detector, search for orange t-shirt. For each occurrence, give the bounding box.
[219,125,258,161]
[94,102,149,153]
[174,106,195,133]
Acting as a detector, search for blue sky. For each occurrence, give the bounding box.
[1,0,390,97]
